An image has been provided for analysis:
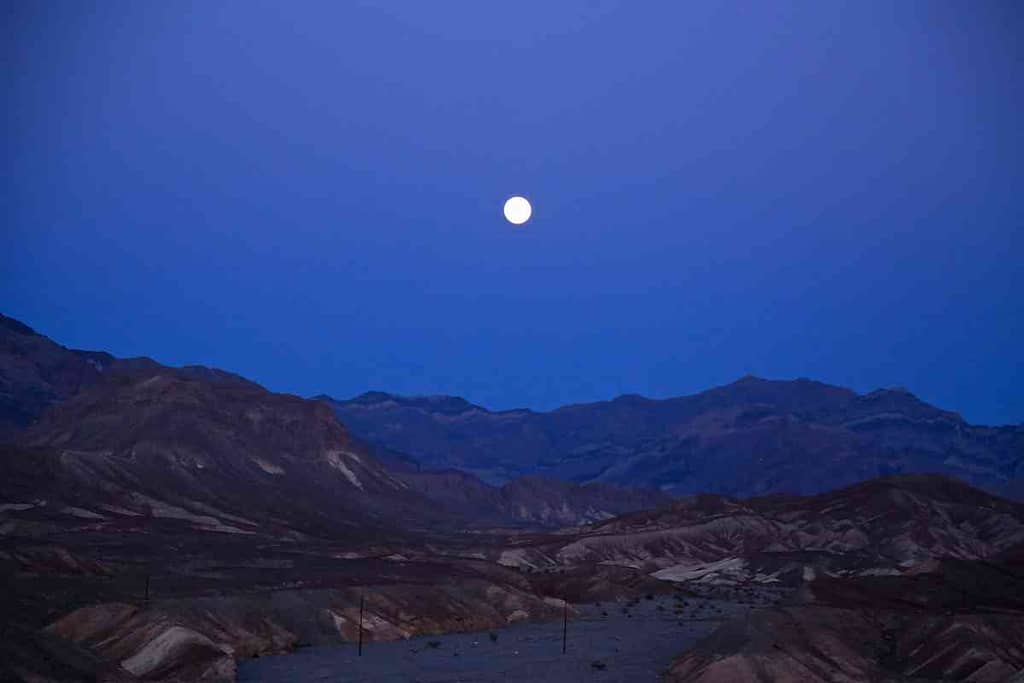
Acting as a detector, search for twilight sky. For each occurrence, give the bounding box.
[3,1,1022,424]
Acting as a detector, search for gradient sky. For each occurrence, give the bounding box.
[4,1,1022,424]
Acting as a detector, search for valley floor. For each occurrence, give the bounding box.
[239,596,757,683]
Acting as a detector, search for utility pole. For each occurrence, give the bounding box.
[562,598,568,655]
[358,594,365,656]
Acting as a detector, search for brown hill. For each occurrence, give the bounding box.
[497,474,1024,582]
[396,469,672,528]
[9,363,436,539]
[667,557,1024,682]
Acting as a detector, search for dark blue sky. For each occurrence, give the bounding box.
[4,1,1022,424]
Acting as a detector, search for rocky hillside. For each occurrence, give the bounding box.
[0,314,666,532]
[667,557,1024,682]
[496,475,1024,682]
[395,469,672,528]
[322,379,1024,498]
[495,475,1024,583]
[0,314,680,680]
[7,364,441,539]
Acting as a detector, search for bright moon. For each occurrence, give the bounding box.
[503,196,532,225]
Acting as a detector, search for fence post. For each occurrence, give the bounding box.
[358,594,365,656]
[562,598,568,655]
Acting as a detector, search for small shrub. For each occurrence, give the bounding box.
[591,660,607,670]
[427,640,442,649]
[489,632,498,643]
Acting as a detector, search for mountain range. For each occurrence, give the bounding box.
[0,314,667,532]
[8,310,1021,507]
[3,311,1023,682]
[322,381,1024,500]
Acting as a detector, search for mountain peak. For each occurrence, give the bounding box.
[329,391,485,415]
[865,386,916,399]
[611,393,652,404]
[350,390,397,403]
[0,313,37,337]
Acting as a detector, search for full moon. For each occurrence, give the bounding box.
[503,196,532,225]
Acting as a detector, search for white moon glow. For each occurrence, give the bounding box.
[503,196,532,225]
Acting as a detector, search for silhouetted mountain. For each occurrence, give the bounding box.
[0,313,151,441]
[323,378,1024,498]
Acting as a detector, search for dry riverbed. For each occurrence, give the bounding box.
[239,592,772,682]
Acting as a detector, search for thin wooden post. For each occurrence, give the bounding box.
[358,594,364,656]
[144,571,151,604]
[562,598,568,654]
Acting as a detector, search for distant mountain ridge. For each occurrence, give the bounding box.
[4,309,1021,509]
[322,378,1024,499]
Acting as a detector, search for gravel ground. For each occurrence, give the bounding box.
[239,594,762,682]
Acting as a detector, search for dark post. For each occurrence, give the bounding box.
[144,571,151,604]
[358,594,365,656]
[562,598,568,655]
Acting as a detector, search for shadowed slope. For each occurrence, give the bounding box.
[323,379,1024,498]
[9,364,441,539]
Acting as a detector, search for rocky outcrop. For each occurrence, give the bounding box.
[39,574,564,682]
[48,604,244,682]
[666,558,1024,682]
[668,605,1024,683]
